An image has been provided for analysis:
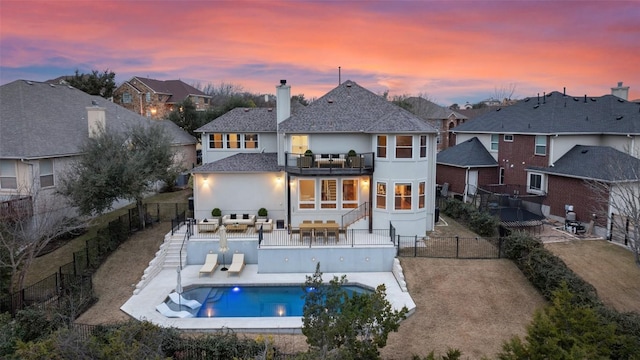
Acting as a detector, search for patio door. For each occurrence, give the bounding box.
[465,170,478,202]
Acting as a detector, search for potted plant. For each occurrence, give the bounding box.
[211,208,222,223]
[258,207,268,219]
[297,149,313,168]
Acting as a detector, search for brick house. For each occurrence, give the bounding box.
[113,77,211,119]
[438,87,640,239]
[404,97,468,151]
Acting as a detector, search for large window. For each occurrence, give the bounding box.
[395,136,413,159]
[122,92,132,104]
[244,134,258,149]
[490,134,499,151]
[394,183,412,210]
[418,182,425,208]
[39,159,54,187]
[299,179,315,209]
[226,134,241,149]
[320,179,337,209]
[377,135,387,158]
[291,135,308,154]
[0,160,17,189]
[535,135,546,155]
[420,135,427,158]
[145,92,151,102]
[209,133,223,149]
[528,172,545,194]
[342,179,358,209]
[376,182,387,209]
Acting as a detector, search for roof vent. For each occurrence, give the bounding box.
[268,108,273,112]
[524,97,530,102]
[280,79,286,85]
[581,149,589,154]
[26,81,33,85]
[533,104,539,109]
[617,98,624,103]
[327,99,334,103]
[496,107,501,111]
[49,83,55,87]
[590,98,596,102]
[573,97,579,101]
[346,83,352,88]
[616,115,624,120]
[244,108,249,112]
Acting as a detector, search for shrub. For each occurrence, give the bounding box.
[348,149,357,157]
[258,208,268,217]
[304,149,313,156]
[442,198,499,236]
[469,211,500,237]
[211,208,221,217]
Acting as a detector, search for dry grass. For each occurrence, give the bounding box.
[545,240,640,313]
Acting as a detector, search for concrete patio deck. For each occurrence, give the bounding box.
[121,263,416,333]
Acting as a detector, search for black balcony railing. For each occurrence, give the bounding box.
[284,152,374,175]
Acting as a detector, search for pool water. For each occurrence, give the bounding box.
[177,285,372,318]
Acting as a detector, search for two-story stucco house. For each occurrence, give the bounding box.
[113,77,211,119]
[436,87,640,239]
[191,79,439,240]
[0,80,197,220]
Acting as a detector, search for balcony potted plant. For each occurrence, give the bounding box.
[348,149,361,168]
[297,149,313,168]
[211,207,222,224]
[257,207,268,219]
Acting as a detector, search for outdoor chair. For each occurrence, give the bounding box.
[156,302,194,318]
[168,292,202,310]
[227,253,245,276]
[199,253,218,277]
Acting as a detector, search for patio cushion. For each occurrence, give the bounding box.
[230,214,237,219]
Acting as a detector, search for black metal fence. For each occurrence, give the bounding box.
[397,236,505,259]
[0,202,187,317]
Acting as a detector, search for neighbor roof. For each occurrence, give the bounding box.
[436,137,498,168]
[0,80,196,159]
[453,91,640,135]
[278,80,437,134]
[405,97,467,120]
[527,145,640,182]
[130,77,211,103]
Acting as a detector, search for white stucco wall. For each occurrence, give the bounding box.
[201,133,278,164]
[193,172,286,221]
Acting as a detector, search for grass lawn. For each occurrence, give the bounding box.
[25,189,192,287]
[545,240,640,313]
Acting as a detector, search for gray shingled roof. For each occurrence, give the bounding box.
[133,77,211,103]
[436,137,498,167]
[453,91,640,135]
[195,107,278,133]
[278,80,437,134]
[0,80,196,159]
[405,97,467,120]
[527,145,640,182]
[191,153,280,173]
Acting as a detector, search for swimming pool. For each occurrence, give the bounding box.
[166,284,373,318]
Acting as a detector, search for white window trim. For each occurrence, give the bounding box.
[490,134,499,151]
[376,181,387,210]
[377,135,387,158]
[0,160,18,189]
[394,182,413,211]
[298,179,316,210]
[504,134,514,142]
[395,135,413,160]
[535,135,547,156]
[320,178,338,209]
[39,159,55,188]
[527,172,546,195]
[418,181,426,209]
[341,178,359,209]
[208,133,224,149]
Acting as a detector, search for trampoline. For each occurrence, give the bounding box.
[476,185,546,234]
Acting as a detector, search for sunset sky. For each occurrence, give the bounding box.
[1,0,638,105]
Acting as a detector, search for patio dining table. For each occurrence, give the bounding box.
[298,222,340,242]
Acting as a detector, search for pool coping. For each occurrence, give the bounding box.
[120,264,416,333]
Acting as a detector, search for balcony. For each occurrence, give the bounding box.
[284,152,374,176]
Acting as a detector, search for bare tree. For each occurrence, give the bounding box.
[585,149,640,266]
[0,183,86,295]
[493,83,518,104]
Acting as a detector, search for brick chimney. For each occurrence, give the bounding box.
[611,81,629,100]
[86,103,105,138]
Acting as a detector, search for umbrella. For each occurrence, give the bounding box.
[176,266,183,307]
[219,225,229,271]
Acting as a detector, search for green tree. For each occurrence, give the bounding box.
[66,69,116,98]
[167,98,204,140]
[59,124,178,230]
[302,263,408,359]
[498,283,620,360]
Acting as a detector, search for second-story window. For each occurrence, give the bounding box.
[395,135,412,159]
[226,134,241,149]
[376,182,387,209]
[0,160,17,189]
[145,92,151,102]
[209,134,223,149]
[377,135,387,158]
[490,134,499,151]
[39,159,54,187]
[535,135,547,155]
[418,181,425,208]
[291,135,308,154]
[420,135,427,158]
[122,92,132,104]
[244,134,258,149]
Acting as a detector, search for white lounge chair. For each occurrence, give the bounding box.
[199,253,218,277]
[155,302,194,318]
[227,253,245,276]
[168,292,201,310]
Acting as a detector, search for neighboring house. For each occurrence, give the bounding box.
[438,87,640,238]
[404,97,468,151]
[113,77,211,119]
[0,80,197,219]
[192,79,439,238]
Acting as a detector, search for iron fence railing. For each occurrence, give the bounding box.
[397,236,505,259]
